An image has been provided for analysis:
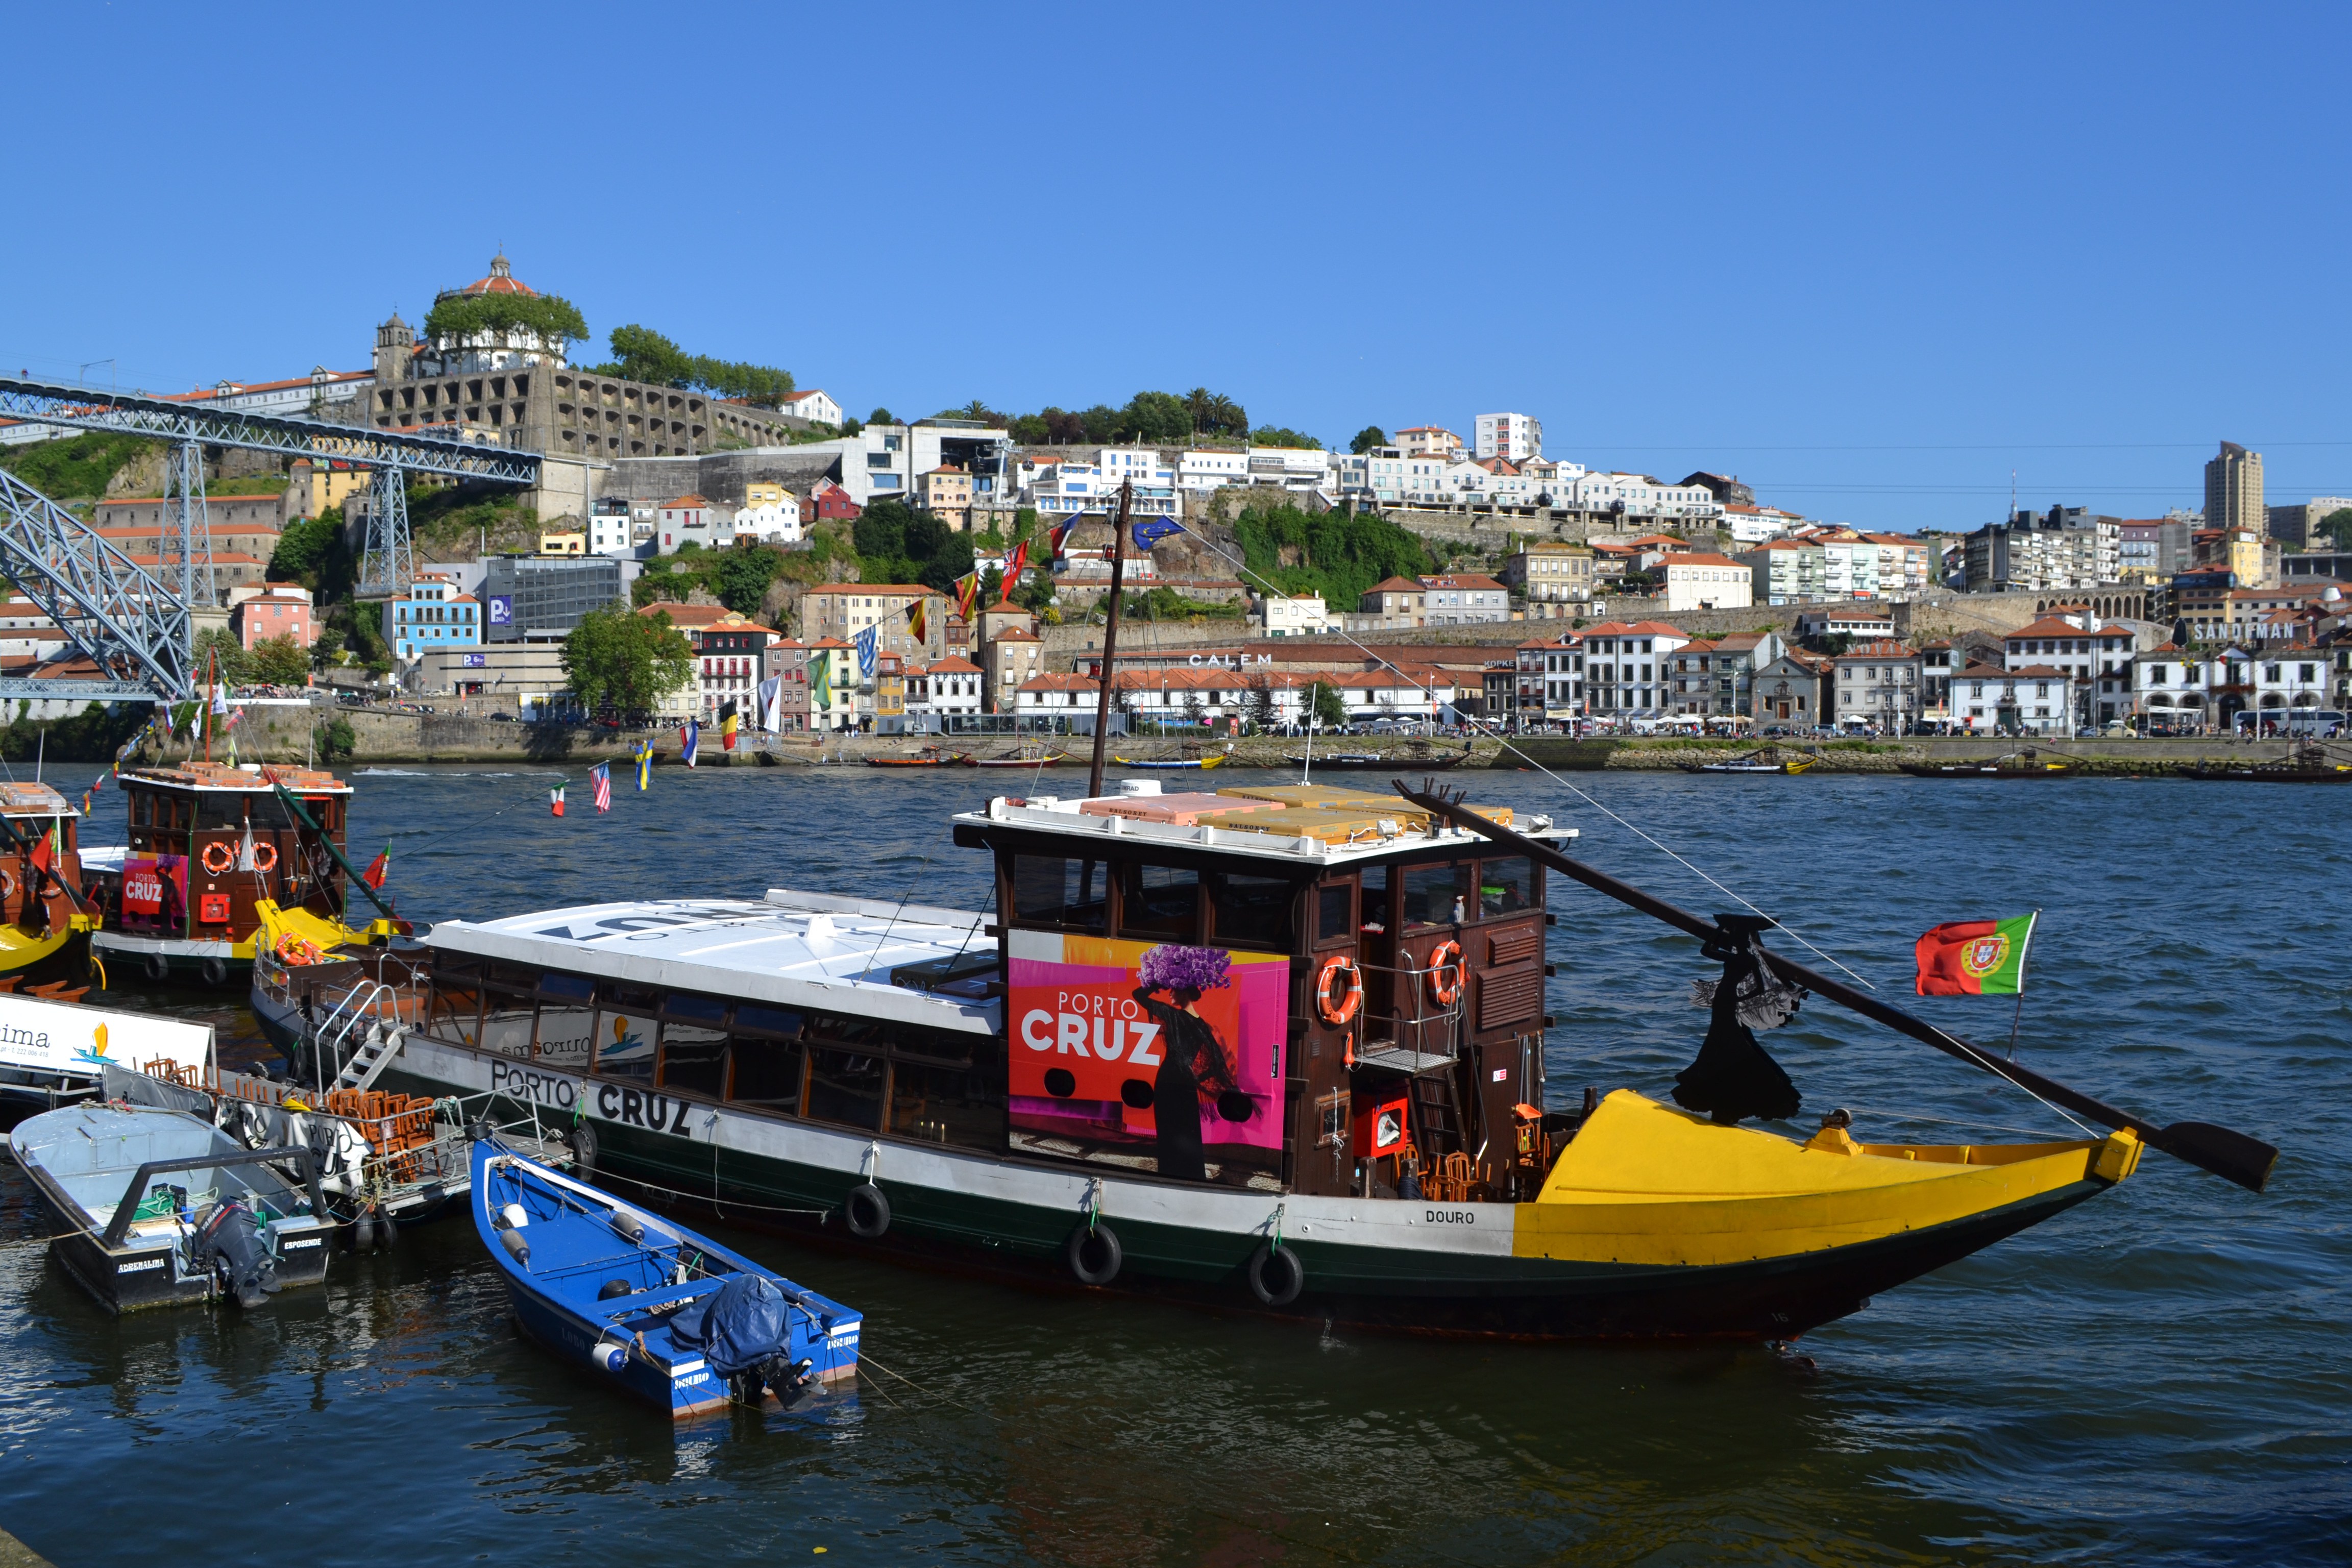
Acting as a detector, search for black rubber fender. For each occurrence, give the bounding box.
[1066,1221,1122,1286]
[566,1121,598,1174]
[142,952,170,984]
[199,957,229,988]
[843,1182,890,1239]
[1245,1241,1305,1307]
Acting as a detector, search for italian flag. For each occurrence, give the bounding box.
[1914,913,2037,996]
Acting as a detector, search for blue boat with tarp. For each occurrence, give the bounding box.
[470,1139,861,1418]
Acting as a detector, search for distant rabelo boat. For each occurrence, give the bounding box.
[0,781,99,986]
[274,766,2274,1341]
[82,763,402,987]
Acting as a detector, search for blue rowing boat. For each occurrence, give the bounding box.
[470,1140,861,1418]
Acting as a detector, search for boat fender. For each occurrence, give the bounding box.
[843,1182,891,1240]
[1245,1241,1305,1308]
[1426,941,1464,1007]
[1067,1221,1122,1287]
[499,1203,529,1230]
[142,952,170,984]
[611,1212,645,1244]
[351,1206,375,1253]
[464,1117,494,1144]
[378,1204,398,1250]
[1316,955,1363,1026]
[567,1121,598,1174]
[586,1334,629,1376]
[200,957,230,989]
[597,1278,635,1301]
[498,1227,531,1269]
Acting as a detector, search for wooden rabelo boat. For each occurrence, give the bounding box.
[82,763,402,987]
[1284,751,1467,771]
[865,746,968,769]
[268,769,2274,1342]
[2179,744,2352,783]
[1897,751,2080,778]
[0,781,98,986]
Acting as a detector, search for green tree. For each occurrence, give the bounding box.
[1350,426,1388,454]
[562,605,695,717]
[1246,678,1277,731]
[2321,507,2352,550]
[1080,405,1118,445]
[1117,390,1192,445]
[1184,388,1248,439]
[1252,425,1320,450]
[314,715,356,763]
[712,547,784,616]
[0,431,157,500]
[595,325,793,404]
[424,292,589,350]
[246,634,311,687]
[1307,680,1348,729]
[193,626,250,685]
[268,508,340,587]
[934,400,1010,426]
[867,407,897,427]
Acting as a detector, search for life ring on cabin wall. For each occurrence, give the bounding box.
[0,868,14,903]
[1315,955,1362,1026]
[277,934,326,966]
[1426,941,1464,1007]
[201,841,235,876]
[251,842,278,873]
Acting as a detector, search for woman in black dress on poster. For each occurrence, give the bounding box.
[1131,945,1243,1182]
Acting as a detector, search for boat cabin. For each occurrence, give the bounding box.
[107,764,353,946]
[408,779,1574,1206]
[0,781,86,939]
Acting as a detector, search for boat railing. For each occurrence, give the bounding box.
[315,979,404,1061]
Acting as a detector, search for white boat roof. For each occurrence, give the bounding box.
[424,890,998,1035]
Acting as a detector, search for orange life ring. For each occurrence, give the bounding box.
[201,841,235,875]
[1315,954,1362,1026]
[1426,940,1464,1006]
[0,868,14,902]
[277,934,326,966]
[251,841,278,873]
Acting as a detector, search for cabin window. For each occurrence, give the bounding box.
[423,977,483,1047]
[479,985,537,1059]
[1118,863,1200,941]
[1315,882,1355,945]
[728,1005,805,1113]
[1010,854,1108,932]
[130,794,153,828]
[197,795,253,829]
[654,993,730,1096]
[1210,872,1295,951]
[1477,857,1536,918]
[592,983,660,1082]
[888,1032,1004,1149]
[1402,862,1467,927]
[531,975,597,1066]
[806,1043,887,1130]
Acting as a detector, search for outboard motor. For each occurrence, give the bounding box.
[196,1200,279,1309]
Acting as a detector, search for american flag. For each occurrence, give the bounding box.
[590,762,612,813]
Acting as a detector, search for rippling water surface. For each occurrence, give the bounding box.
[2,763,2345,1565]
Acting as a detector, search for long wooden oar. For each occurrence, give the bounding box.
[1393,782,2278,1193]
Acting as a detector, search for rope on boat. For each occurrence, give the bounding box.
[1158,513,1882,990]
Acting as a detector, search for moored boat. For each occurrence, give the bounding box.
[473,1140,861,1416]
[84,763,405,988]
[966,748,1075,769]
[1284,751,1466,771]
[2179,745,2352,783]
[0,986,211,1130]
[865,746,968,769]
[1897,753,2079,778]
[0,781,98,988]
[273,773,2271,1343]
[1111,749,1228,770]
[9,1100,331,1311]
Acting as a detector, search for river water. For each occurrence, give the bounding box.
[1,762,2343,1565]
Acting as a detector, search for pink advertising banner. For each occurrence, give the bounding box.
[1006,929,1288,1182]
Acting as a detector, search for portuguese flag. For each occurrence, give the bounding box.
[1915,913,2037,996]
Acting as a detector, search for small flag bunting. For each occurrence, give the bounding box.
[550,782,566,818]
[591,762,612,813]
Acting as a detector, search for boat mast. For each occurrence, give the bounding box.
[1085,480,1133,799]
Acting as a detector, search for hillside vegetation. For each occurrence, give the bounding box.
[1229,502,1435,612]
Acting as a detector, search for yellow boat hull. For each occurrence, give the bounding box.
[0,916,91,979]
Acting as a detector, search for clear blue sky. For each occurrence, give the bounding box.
[7,3,2346,532]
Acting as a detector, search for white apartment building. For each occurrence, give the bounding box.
[1475,412,1542,462]
[1261,594,1331,637]
[1337,448,1456,504]
[1660,553,1755,613]
[1816,538,1882,598]
[1243,447,1335,493]
[1721,504,1803,545]
[1395,426,1463,459]
[1567,472,1724,524]
[588,502,643,558]
[1030,451,1181,518]
[733,482,802,544]
[777,389,843,427]
[1177,450,1249,492]
[1580,620,1692,716]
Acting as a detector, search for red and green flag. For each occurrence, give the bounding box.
[1914,913,2038,996]
[361,845,390,890]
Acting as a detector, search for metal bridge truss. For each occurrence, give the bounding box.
[0,469,194,701]
[0,374,545,605]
